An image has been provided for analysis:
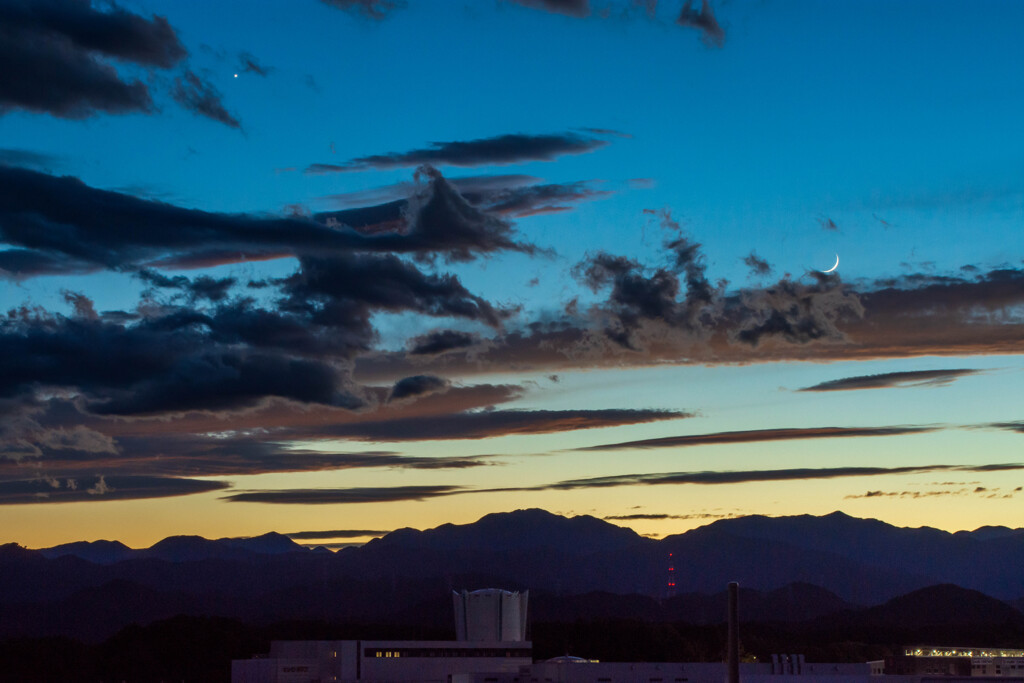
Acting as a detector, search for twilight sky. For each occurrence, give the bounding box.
[1,0,1023,549]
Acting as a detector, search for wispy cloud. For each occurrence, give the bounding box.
[799,369,981,392]
[509,0,590,18]
[224,485,462,504]
[320,0,407,20]
[220,463,1024,505]
[284,528,391,539]
[0,148,63,172]
[0,476,228,505]
[0,166,533,277]
[172,71,242,130]
[677,0,724,47]
[574,425,939,452]
[237,51,273,77]
[305,132,609,173]
[984,421,1024,434]
[542,463,1024,491]
[288,408,691,441]
[603,512,737,521]
[407,330,481,356]
[845,485,1021,500]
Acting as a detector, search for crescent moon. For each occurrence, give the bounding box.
[822,254,839,273]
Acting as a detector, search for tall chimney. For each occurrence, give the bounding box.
[727,582,739,683]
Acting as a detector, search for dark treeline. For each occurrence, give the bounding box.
[2,615,1023,683]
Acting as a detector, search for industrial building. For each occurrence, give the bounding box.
[232,638,533,683]
[231,588,1022,683]
[455,658,869,683]
[233,589,531,683]
[869,647,1024,679]
[454,588,529,642]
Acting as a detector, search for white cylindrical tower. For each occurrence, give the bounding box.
[453,588,528,642]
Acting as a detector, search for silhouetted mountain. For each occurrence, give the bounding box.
[842,584,1024,628]
[228,531,305,555]
[141,532,305,562]
[0,579,233,641]
[5,509,1024,642]
[36,531,306,564]
[953,525,1024,541]
[372,509,645,553]
[663,511,1024,602]
[40,539,134,564]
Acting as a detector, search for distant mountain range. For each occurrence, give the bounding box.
[2,509,1022,642]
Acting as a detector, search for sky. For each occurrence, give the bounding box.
[1,0,1023,550]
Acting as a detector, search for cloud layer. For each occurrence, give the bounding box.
[573,425,940,451]
[0,0,185,118]
[799,369,981,392]
[306,132,609,173]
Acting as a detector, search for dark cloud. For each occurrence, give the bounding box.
[289,408,689,441]
[238,51,273,77]
[309,166,541,263]
[0,148,62,171]
[734,271,864,347]
[389,375,450,401]
[0,302,370,416]
[319,172,606,239]
[306,132,608,173]
[603,513,687,520]
[172,70,242,129]
[0,0,185,118]
[284,529,391,540]
[743,252,772,276]
[219,463,1024,505]
[574,425,940,451]
[543,463,1024,491]
[843,486,1017,500]
[603,512,735,521]
[509,0,590,18]
[278,253,512,344]
[320,0,407,20]
[818,216,839,232]
[0,475,228,505]
[799,369,981,392]
[839,268,1024,359]
[987,421,1024,434]
[0,25,152,117]
[328,165,538,262]
[465,180,613,218]
[577,233,717,349]
[0,250,99,279]
[407,330,480,356]
[353,266,1024,380]
[677,0,724,47]
[0,0,186,67]
[85,352,356,416]
[224,485,462,504]
[36,383,525,439]
[1,430,494,482]
[136,269,236,302]
[322,174,539,208]
[0,166,316,272]
[0,166,532,276]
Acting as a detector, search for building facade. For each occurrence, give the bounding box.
[232,639,533,683]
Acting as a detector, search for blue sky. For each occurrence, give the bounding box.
[1,0,1022,547]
